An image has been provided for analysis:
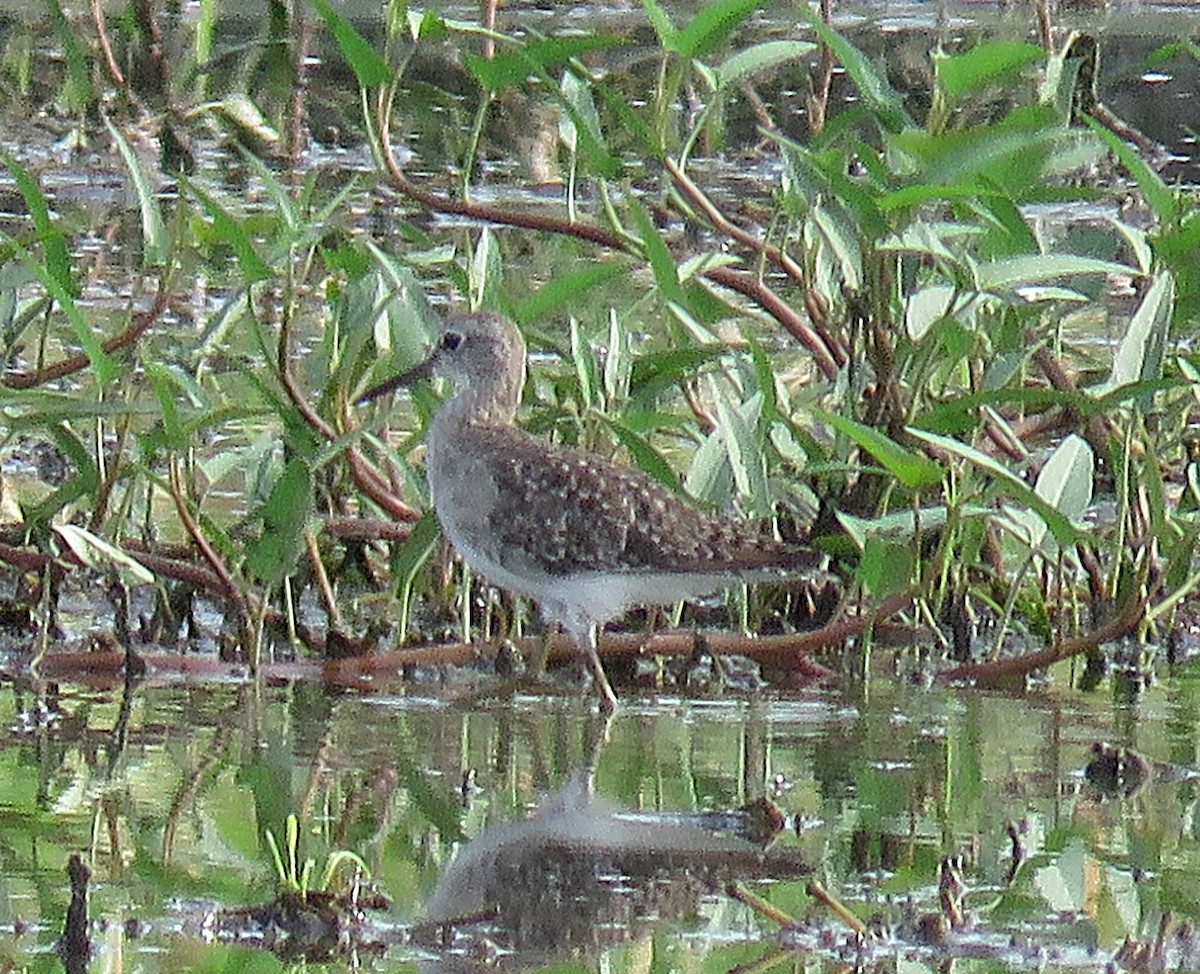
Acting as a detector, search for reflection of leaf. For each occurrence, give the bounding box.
[395,743,465,842]
[1034,840,1090,912]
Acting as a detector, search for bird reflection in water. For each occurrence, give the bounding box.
[413,777,810,970]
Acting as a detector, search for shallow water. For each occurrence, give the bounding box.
[0,657,1197,972]
[0,1,1197,971]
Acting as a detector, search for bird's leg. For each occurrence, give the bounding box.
[583,624,618,716]
[525,631,554,679]
[555,609,618,714]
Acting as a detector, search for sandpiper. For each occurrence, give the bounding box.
[361,311,822,713]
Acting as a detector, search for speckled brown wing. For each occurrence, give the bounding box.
[473,428,817,578]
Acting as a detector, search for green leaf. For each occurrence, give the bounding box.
[798,7,913,132]
[746,334,777,419]
[465,35,622,92]
[245,458,313,584]
[670,0,760,60]
[716,40,816,89]
[858,537,913,596]
[769,131,886,236]
[813,409,944,489]
[470,228,502,311]
[907,428,1088,547]
[55,524,154,586]
[145,363,189,451]
[1106,270,1172,395]
[905,285,956,342]
[628,198,685,306]
[236,145,300,232]
[809,202,862,291]
[310,0,391,87]
[512,262,626,326]
[1035,434,1093,522]
[837,506,992,551]
[630,344,726,398]
[47,0,93,111]
[638,0,677,49]
[714,387,770,515]
[105,119,168,267]
[0,151,75,297]
[685,417,733,508]
[571,318,597,411]
[217,93,280,144]
[394,511,441,640]
[560,66,612,175]
[601,417,684,494]
[935,40,1043,98]
[187,181,273,282]
[27,424,100,523]
[592,78,656,157]
[1006,434,1093,550]
[1086,117,1175,224]
[0,233,117,383]
[975,254,1137,290]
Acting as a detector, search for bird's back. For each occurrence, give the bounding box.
[434,422,817,583]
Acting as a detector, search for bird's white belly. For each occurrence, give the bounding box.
[443,518,731,628]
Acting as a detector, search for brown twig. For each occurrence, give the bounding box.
[807,0,835,137]
[268,274,422,523]
[90,0,126,89]
[936,575,1145,685]
[1027,334,1111,459]
[725,881,797,927]
[663,157,807,289]
[704,265,839,379]
[321,515,414,543]
[806,879,867,936]
[305,527,342,628]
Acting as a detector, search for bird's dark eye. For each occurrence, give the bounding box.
[440,331,463,351]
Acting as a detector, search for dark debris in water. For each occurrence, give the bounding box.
[57,854,91,974]
[202,888,392,963]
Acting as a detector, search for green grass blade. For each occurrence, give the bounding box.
[105,119,169,267]
[186,181,273,283]
[814,409,944,489]
[310,0,391,86]
[1,151,75,297]
[670,0,759,60]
